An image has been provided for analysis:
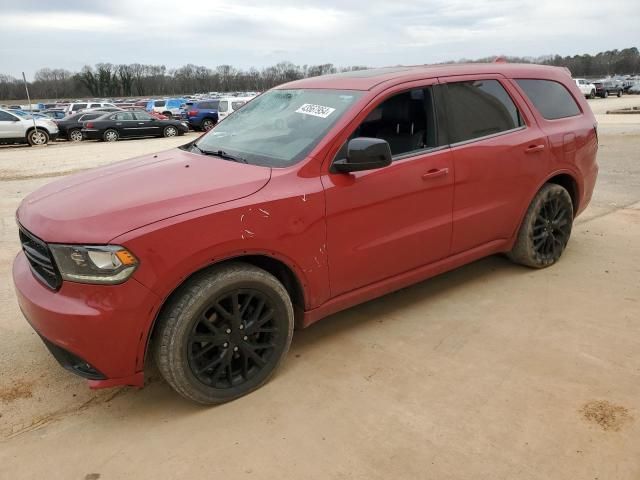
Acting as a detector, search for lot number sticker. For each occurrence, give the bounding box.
[296,103,336,118]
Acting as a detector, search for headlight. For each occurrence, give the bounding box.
[50,245,138,285]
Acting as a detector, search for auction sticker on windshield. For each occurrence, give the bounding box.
[295,104,336,118]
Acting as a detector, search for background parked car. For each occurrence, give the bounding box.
[0,108,59,146]
[65,102,117,114]
[592,80,624,98]
[216,96,251,121]
[146,98,186,118]
[81,110,188,142]
[574,78,596,98]
[180,99,220,130]
[41,109,67,120]
[56,112,108,142]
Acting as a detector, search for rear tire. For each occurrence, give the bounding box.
[68,128,83,142]
[153,262,294,404]
[507,184,573,269]
[201,118,215,131]
[603,90,609,98]
[27,129,49,146]
[103,129,119,142]
[163,111,173,119]
[589,90,595,99]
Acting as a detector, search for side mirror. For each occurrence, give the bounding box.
[331,137,392,173]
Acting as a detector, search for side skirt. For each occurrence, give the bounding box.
[301,239,507,327]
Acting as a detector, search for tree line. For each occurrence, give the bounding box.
[1,47,638,102]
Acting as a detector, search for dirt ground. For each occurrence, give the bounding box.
[1,97,639,479]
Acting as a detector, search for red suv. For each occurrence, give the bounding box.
[13,64,598,404]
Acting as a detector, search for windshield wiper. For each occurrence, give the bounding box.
[192,143,248,163]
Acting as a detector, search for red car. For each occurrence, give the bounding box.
[13,64,598,404]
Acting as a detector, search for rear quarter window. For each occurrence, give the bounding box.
[515,79,581,120]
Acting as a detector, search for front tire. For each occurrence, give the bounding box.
[589,90,595,99]
[603,90,609,98]
[27,129,49,146]
[508,184,573,268]
[153,263,294,404]
[103,129,119,142]
[617,89,623,97]
[163,125,178,138]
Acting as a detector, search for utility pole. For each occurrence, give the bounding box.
[22,72,39,140]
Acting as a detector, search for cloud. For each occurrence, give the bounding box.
[0,0,637,78]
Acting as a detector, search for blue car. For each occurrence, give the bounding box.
[146,98,186,118]
[180,99,220,131]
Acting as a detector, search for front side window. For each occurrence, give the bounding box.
[515,79,581,120]
[193,89,362,167]
[445,79,523,144]
[347,87,438,158]
[0,111,18,121]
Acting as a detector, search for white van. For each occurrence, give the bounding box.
[216,96,253,121]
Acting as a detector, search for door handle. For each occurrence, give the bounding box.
[422,168,449,180]
[525,144,545,154]
[138,122,145,125]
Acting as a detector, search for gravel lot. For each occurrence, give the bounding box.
[1,98,639,479]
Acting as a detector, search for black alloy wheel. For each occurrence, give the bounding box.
[508,183,574,268]
[530,193,572,262]
[153,263,294,404]
[187,289,280,388]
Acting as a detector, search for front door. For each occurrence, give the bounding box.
[0,110,24,139]
[322,84,454,297]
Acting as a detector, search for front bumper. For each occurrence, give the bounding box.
[13,251,160,388]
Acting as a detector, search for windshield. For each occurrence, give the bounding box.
[192,89,362,167]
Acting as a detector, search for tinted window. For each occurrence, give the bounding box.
[349,88,437,158]
[79,113,101,121]
[112,112,134,121]
[516,79,581,120]
[89,103,101,108]
[133,112,153,121]
[445,80,523,143]
[72,103,87,111]
[199,101,218,109]
[0,111,18,121]
[154,100,166,107]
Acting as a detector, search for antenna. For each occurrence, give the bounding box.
[22,72,40,143]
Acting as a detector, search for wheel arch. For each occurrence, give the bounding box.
[545,172,580,216]
[141,253,306,368]
[25,126,51,136]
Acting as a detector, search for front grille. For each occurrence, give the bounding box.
[19,226,62,290]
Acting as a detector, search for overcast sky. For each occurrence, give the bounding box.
[1,0,636,78]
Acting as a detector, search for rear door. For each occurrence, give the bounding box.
[438,75,550,254]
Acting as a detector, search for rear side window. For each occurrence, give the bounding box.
[112,112,134,121]
[515,79,581,120]
[445,79,523,143]
[218,101,228,112]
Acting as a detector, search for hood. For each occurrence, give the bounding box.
[18,148,271,243]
